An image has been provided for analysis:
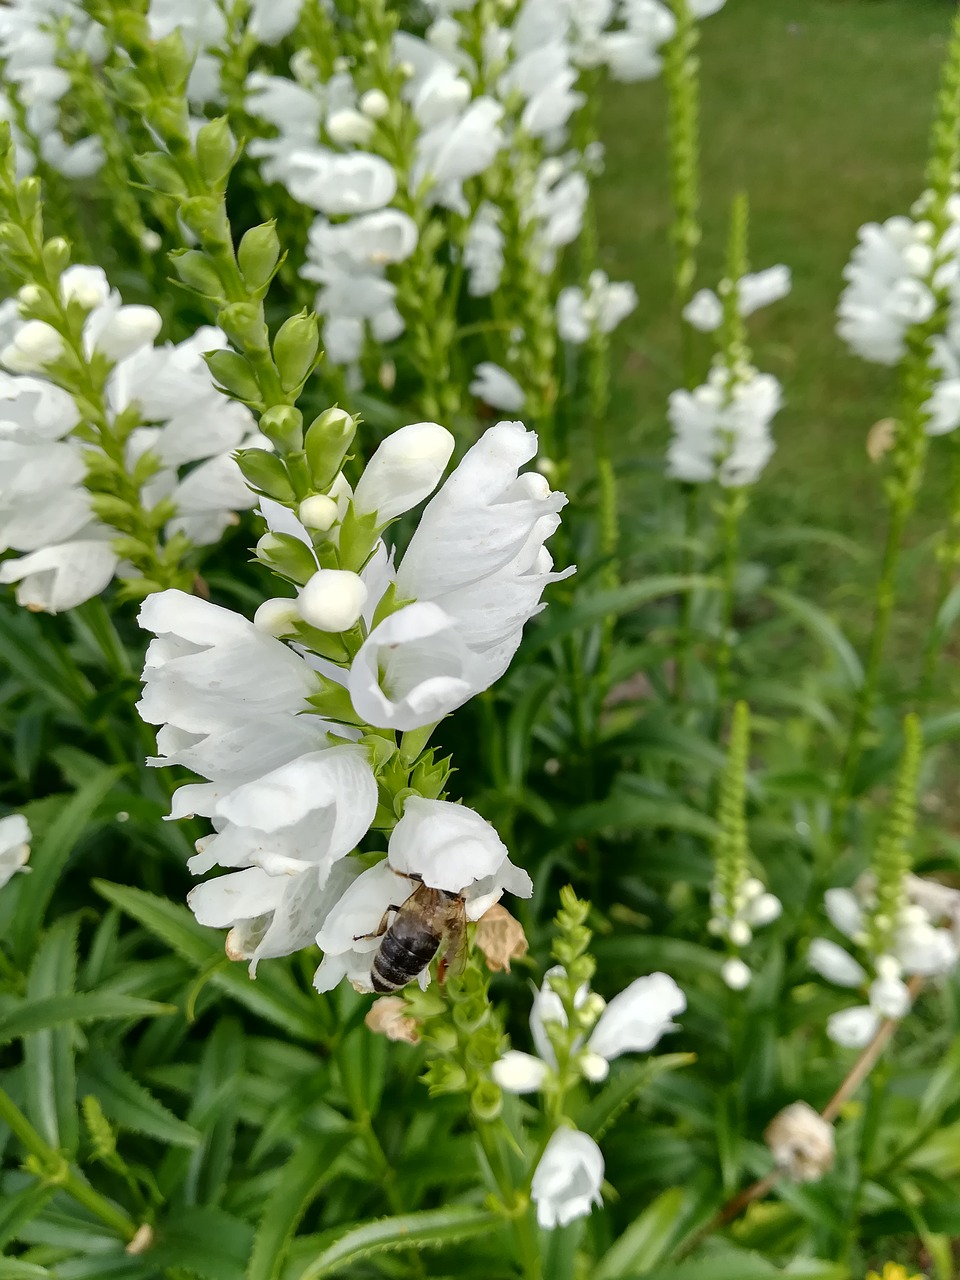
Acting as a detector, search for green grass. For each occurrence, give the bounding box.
[596,0,956,662]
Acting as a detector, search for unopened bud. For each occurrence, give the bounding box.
[297,568,367,631]
[195,116,235,187]
[259,405,304,452]
[471,1078,502,1123]
[360,89,390,119]
[721,956,752,990]
[253,597,300,636]
[365,996,420,1044]
[219,301,269,354]
[474,904,528,973]
[42,237,71,277]
[765,1102,835,1182]
[274,310,320,392]
[304,406,356,488]
[2,320,64,372]
[204,349,262,403]
[327,108,373,146]
[299,494,339,531]
[255,531,318,584]
[235,449,295,501]
[238,221,282,291]
[170,249,224,299]
[134,151,188,197]
[59,264,109,310]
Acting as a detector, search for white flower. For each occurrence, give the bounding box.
[587,972,685,1062]
[667,369,781,487]
[351,422,454,522]
[868,974,912,1018]
[557,271,637,345]
[60,265,110,310]
[531,1128,604,1229]
[684,289,723,332]
[764,1101,835,1183]
[894,911,958,975]
[0,813,30,889]
[824,887,864,939]
[327,107,374,147]
[248,0,304,43]
[469,362,526,412]
[826,1005,879,1049]
[464,203,504,297]
[298,569,369,631]
[492,1050,549,1093]
[286,150,398,215]
[2,319,64,372]
[0,539,119,613]
[83,297,163,362]
[307,210,419,271]
[808,938,867,988]
[739,265,791,315]
[414,97,505,188]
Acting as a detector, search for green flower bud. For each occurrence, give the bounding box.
[273,310,320,392]
[153,30,191,91]
[238,221,282,291]
[424,1062,469,1095]
[259,405,304,452]
[235,449,295,501]
[219,301,269,354]
[180,196,229,244]
[42,237,70,277]
[338,505,380,572]
[471,1079,502,1123]
[195,117,236,188]
[203,349,262,404]
[304,406,356,489]
[255,531,317,584]
[169,249,224,299]
[90,493,136,528]
[16,176,41,219]
[0,223,32,258]
[134,151,189,197]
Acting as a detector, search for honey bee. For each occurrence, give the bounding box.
[363,874,467,993]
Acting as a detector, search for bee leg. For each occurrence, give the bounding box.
[353,906,400,943]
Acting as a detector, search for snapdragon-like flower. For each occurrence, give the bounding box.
[531,1128,604,1229]
[666,365,782,487]
[0,278,262,612]
[0,812,30,889]
[557,270,637,344]
[684,264,791,333]
[348,422,570,730]
[469,362,527,412]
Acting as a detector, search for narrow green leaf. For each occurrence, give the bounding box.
[247,1133,353,1280]
[579,1055,695,1141]
[0,1183,54,1251]
[83,1049,200,1149]
[639,1244,780,1279]
[12,767,125,964]
[594,1186,687,1279]
[0,993,175,1045]
[0,1262,54,1279]
[527,575,721,654]
[147,1206,256,1280]
[559,795,718,842]
[763,587,863,689]
[24,916,81,1153]
[295,1207,502,1280]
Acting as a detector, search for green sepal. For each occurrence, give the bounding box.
[361,732,400,775]
[255,530,315,580]
[306,679,363,725]
[338,504,381,572]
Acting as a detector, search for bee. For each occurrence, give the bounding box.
[362,874,467,993]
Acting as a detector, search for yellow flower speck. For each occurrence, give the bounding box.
[865,1264,925,1280]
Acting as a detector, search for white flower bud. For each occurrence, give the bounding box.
[579,1051,609,1083]
[352,421,455,522]
[683,288,723,332]
[746,892,782,928]
[2,319,64,372]
[808,938,866,988]
[721,957,752,990]
[729,919,752,947]
[59,264,110,310]
[360,89,390,119]
[868,975,911,1019]
[827,1005,879,1049]
[141,229,162,252]
[17,284,41,307]
[253,598,301,636]
[765,1101,835,1182]
[298,494,340,531]
[298,569,368,631]
[327,108,374,146]
[492,1050,549,1094]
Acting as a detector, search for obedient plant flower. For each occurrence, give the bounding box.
[0,812,30,890]
[531,1128,604,1229]
[557,270,638,344]
[684,264,791,332]
[469,363,527,412]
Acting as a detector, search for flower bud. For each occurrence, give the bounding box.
[16,176,41,219]
[219,301,269,354]
[255,532,318,584]
[327,108,374,146]
[16,284,43,309]
[259,405,304,452]
[235,450,295,501]
[195,117,235,187]
[298,569,367,631]
[238,221,282,291]
[474,903,528,973]
[304,406,357,489]
[579,1051,609,1083]
[274,310,320,392]
[721,957,751,990]
[0,223,31,257]
[253,597,300,636]
[352,421,455,522]
[204,349,262,403]
[360,89,390,119]
[42,237,71,277]
[134,151,189,196]
[471,1079,502,1123]
[365,996,420,1044]
[180,195,229,243]
[59,265,109,310]
[299,494,339,531]
[491,1051,548,1094]
[91,305,162,361]
[154,28,190,91]
[170,249,224,299]
[2,320,64,372]
[765,1102,835,1182]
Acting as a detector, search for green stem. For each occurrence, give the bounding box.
[918,435,960,704]
[474,1119,542,1280]
[715,488,744,703]
[675,483,700,702]
[0,1087,136,1240]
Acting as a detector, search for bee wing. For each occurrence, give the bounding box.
[438,899,468,983]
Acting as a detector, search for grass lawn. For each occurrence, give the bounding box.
[596,0,956,666]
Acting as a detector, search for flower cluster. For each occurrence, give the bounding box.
[668,258,789,487]
[0,813,30,890]
[809,877,959,1048]
[493,964,685,1227]
[557,269,638,345]
[0,267,261,612]
[138,420,568,993]
[838,196,960,437]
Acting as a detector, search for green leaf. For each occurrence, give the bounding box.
[559,795,718,843]
[0,1262,54,1279]
[0,1183,54,1251]
[82,1049,201,1149]
[639,1243,781,1279]
[294,1207,502,1279]
[12,767,125,964]
[762,587,863,689]
[94,882,321,1042]
[139,1207,254,1280]
[247,1133,354,1280]
[579,1055,695,1141]
[23,916,81,1153]
[594,1186,687,1278]
[0,993,175,1045]
[527,575,721,654]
